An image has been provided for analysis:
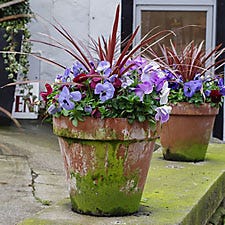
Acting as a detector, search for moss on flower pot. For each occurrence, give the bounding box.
[160,103,219,162]
[54,116,156,216]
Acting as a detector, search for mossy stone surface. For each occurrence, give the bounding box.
[19,143,225,225]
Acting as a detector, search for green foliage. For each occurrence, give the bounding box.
[46,69,161,127]
[0,0,33,80]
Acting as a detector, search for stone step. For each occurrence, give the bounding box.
[19,143,225,225]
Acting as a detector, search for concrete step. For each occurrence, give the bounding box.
[18,143,225,225]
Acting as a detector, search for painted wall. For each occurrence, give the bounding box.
[29,0,120,90]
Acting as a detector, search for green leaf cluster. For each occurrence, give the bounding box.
[0,0,32,80]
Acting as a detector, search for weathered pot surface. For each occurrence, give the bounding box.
[54,116,156,216]
[160,103,219,162]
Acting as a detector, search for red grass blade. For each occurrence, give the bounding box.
[98,37,105,61]
[30,53,66,70]
[51,20,92,70]
[113,26,140,72]
[118,30,173,73]
[107,5,120,65]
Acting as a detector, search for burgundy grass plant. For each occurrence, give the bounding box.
[33,5,172,77]
[37,5,174,126]
[147,40,225,106]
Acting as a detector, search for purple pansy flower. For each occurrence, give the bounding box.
[94,82,115,102]
[84,105,92,113]
[218,78,225,95]
[108,74,118,83]
[165,70,175,80]
[220,86,225,95]
[165,71,182,90]
[183,80,202,98]
[47,104,61,115]
[141,65,166,92]
[58,86,82,110]
[97,61,112,77]
[152,72,166,92]
[135,82,153,101]
[56,68,71,82]
[155,106,172,123]
[121,75,134,88]
[142,61,159,73]
[133,56,147,67]
[126,56,147,73]
[205,89,211,97]
[73,61,87,77]
[218,77,224,87]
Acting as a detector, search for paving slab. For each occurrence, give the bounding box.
[0,155,42,225]
[0,120,67,225]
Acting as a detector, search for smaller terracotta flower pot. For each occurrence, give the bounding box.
[53,116,157,216]
[160,103,219,162]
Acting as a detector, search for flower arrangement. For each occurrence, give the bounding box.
[40,5,172,127]
[41,57,171,126]
[148,41,225,107]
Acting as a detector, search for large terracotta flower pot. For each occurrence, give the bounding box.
[53,116,156,216]
[160,103,219,162]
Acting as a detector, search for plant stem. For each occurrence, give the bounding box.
[0,0,25,10]
[0,14,33,23]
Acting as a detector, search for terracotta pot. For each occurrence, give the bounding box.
[53,116,156,216]
[160,103,219,162]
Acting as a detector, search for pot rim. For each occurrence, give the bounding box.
[169,103,219,116]
[53,116,158,141]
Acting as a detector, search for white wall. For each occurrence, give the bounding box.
[29,0,121,90]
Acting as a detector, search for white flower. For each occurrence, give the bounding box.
[160,81,170,105]
[155,105,172,123]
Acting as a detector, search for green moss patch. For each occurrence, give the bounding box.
[18,218,56,225]
[66,139,142,216]
[162,142,208,162]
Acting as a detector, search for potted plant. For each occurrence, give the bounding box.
[148,41,225,162]
[0,0,32,125]
[40,5,172,216]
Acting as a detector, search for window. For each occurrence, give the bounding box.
[134,0,216,53]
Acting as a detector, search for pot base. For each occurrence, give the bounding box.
[160,103,218,162]
[70,189,141,216]
[162,147,207,162]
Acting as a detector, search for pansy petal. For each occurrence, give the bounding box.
[94,83,104,94]
[70,91,82,102]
